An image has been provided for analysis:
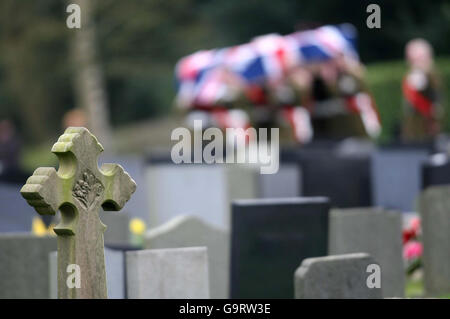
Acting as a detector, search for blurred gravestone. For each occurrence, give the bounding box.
[298,150,371,207]
[421,153,450,189]
[294,253,382,299]
[0,182,35,232]
[0,234,56,298]
[419,186,450,296]
[231,197,330,298]
[145,215,229,298]
[258,164,300,198]
[329,208,404,298]
[145,157,257,228]
[371,148,428,211]
[126,247,209,299]
[49,248,125,299]
[100,210,130,245]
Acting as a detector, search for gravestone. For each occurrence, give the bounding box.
[0,182,35,232]
[0,234,56,298]
[329,208,404,298]
[20,127,136,298]
[145,161,257,228]
[126,247,209,299]
[145,215,229,298]
[100,211,130,245]
[419,186,450,296]
[297,150,371,207]
[231,197,330,298]
[371,149,428,211]
[257,164,301,198]
[422,154,450,189]
[294,253,382,299]
[49,248,125,299]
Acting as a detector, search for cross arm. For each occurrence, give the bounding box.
[100,163,136,211]
[20,167,62,215]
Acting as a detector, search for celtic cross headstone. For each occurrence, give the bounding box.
[21,127,136,298]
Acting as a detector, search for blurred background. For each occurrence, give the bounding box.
[0,0,449,171]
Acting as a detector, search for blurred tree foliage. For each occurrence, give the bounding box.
[0,0,449,143]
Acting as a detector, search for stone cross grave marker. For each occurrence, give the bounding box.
[20,127,136,298]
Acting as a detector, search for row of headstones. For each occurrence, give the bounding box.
[5,189,448,299]
[145,145,450,230]
[50,247,210,299]
[0,213,381,299]
[68,187,450,298]
[0,233,208,299]
[1,145,448,232]
[0,187,450,298]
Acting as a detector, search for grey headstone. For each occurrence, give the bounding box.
[419,186,450,296]
[0,234,56,298]
[371,149,428,211]
[294,253,382,299]
[49,251,57,299]
[231,197,330,298]
[100,211,130,246]
[145,215,229,298]
[0,183,35,232]
[258,164,301,198]
[126,247,209,299]
[145,163,257,228]
[49,248,125,299]
[329,208,405,298]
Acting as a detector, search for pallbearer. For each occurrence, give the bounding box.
[402,38,443,142]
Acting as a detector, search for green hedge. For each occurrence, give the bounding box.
[366,56,450,143]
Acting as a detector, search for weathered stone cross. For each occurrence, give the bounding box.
[20,127,136,298]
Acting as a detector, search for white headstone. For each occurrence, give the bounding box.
[419,186,450,296]
[146,163,257,228]
[145,215,229,298]
[294,253,382,299]
[329,208,405,298]
[126,247,210,299]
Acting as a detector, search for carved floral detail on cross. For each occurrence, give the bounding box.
[73,170,104,209]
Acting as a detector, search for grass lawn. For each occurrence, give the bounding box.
[406,278,450,298]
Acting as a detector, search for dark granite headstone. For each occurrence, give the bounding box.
[230,197,330,298]
[297,150,371,208]
[422,154,450,189]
